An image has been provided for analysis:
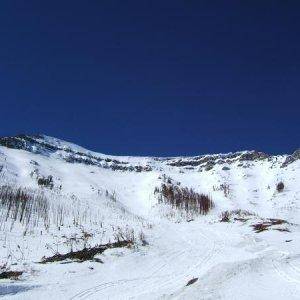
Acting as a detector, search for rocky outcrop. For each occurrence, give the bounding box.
[0,135,152,173]
[166,150,269,170]
[281,149,300,168]
[0,134,296,172]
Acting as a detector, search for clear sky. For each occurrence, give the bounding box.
[0,1,299,156]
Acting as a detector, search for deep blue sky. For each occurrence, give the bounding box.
[0,1,299,156]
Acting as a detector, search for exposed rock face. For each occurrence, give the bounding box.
[293,149,300,159]
[281,149,300,168]
[238,151,269,161]
[0,134,55,153]
[0,135,152,173]
[222,166,230,171]
[166,150,270,170]
[0,134,298,172]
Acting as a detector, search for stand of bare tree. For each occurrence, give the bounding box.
[155,183,214,215]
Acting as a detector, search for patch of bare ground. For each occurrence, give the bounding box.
[219,211,292,233]
[0,271,23,280]
[251,218,290,233]
[40,240,133,263]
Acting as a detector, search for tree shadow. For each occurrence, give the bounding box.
[0,284,40,296]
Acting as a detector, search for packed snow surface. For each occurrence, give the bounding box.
[0,135,299,299]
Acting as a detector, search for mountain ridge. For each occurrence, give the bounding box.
[0,134,298,170]
[0,133,299,299]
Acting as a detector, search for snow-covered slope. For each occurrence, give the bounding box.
[0,134,299,299]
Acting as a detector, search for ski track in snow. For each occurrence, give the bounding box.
[69,226,221,300]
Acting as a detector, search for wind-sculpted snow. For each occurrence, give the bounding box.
[0,135,299,299]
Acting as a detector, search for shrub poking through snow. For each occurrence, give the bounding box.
[155,182,214,215]
[276,181,284,192]
[213,183,230,197]
[139,230,148,246]
[219,210,255,223]
[37,175,54,189]
[220,211,230,222]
